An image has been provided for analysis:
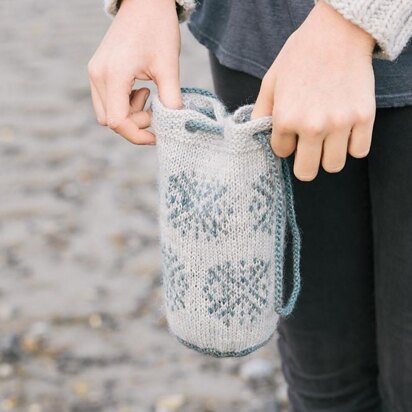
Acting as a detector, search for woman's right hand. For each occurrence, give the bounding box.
[88,0,182,144]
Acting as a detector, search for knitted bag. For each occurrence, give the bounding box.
[151,87,302,357]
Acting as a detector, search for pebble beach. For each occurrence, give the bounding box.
[0,1,288,411]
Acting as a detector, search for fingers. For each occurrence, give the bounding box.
[130,87,150,112]
[293,135,324,181]
[293,108,374,181]
[130,111,152,129]
[251,75,274,119]
[251,75,299,157]
[104,77,155,144]
[321,129,350,173]
[155,64,183,109]
[271,131,297,158]
[348,108,375,158]
[252,74,299,157]
[89,76,107,126]
[287,115,349,180]
[271,112,298,157]
[129,88,152,128]
[252,86,372,181]
[88,60,154,144]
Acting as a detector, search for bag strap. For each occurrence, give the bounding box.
[253,131,302,317]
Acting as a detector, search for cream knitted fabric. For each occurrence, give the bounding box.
[315,0,412,60]
[151,88,302,357]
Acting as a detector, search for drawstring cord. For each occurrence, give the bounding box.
[184,107,302,318]
[181,87,226,135]
[185,119,223,135]
[253,131,302,317]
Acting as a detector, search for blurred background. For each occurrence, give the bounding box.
[0,1,288,411]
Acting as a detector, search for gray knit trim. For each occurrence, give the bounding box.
[315,0,412,61]
[176,333,275,358]
[104,0,197,22]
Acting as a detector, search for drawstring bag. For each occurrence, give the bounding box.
[151,87,302,357]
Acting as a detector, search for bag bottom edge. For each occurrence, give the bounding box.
[175,332,275,358]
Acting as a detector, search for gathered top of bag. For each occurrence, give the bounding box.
[151,87,274,153]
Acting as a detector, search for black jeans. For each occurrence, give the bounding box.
[209,51,412,412]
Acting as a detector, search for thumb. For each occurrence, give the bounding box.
[251,77,274,120]
[155,65,183,109]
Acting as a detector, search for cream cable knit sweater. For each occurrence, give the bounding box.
[315,0,412,60]
[104,0,412,61]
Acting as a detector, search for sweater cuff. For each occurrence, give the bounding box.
[315,0,412,61]
[104,0,197,23]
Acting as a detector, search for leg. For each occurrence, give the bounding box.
[208,51,261,112]
[208,50,381,412]
[368,106,412,412]
[277,151,380,412]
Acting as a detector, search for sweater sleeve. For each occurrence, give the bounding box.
[104,0,197,23]
[314,0,412,61]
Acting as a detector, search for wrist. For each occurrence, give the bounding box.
[115,0,179,23]
[120,0,176,10]
[308,0,376,57]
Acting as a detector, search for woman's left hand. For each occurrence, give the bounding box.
[251,0,377,181]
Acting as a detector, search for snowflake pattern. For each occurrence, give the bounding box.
[162,246,189,312]
[203,258,270,327]
[165,171,233,241]
[249,172,277,234]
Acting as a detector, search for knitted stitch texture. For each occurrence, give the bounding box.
[315,0,412,61]
[104,0,412,61]
[151,88,302,357]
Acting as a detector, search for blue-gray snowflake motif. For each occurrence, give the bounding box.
[162,246,189,312]
[203,258,270,327]
[165,170,232,241]
[249,172,277,234]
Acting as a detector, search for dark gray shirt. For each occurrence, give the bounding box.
[187,0,412,108]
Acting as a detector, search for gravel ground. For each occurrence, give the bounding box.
[0,1,288,411]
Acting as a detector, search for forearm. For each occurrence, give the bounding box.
[315,0,412,61]
[104,0,196,22]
